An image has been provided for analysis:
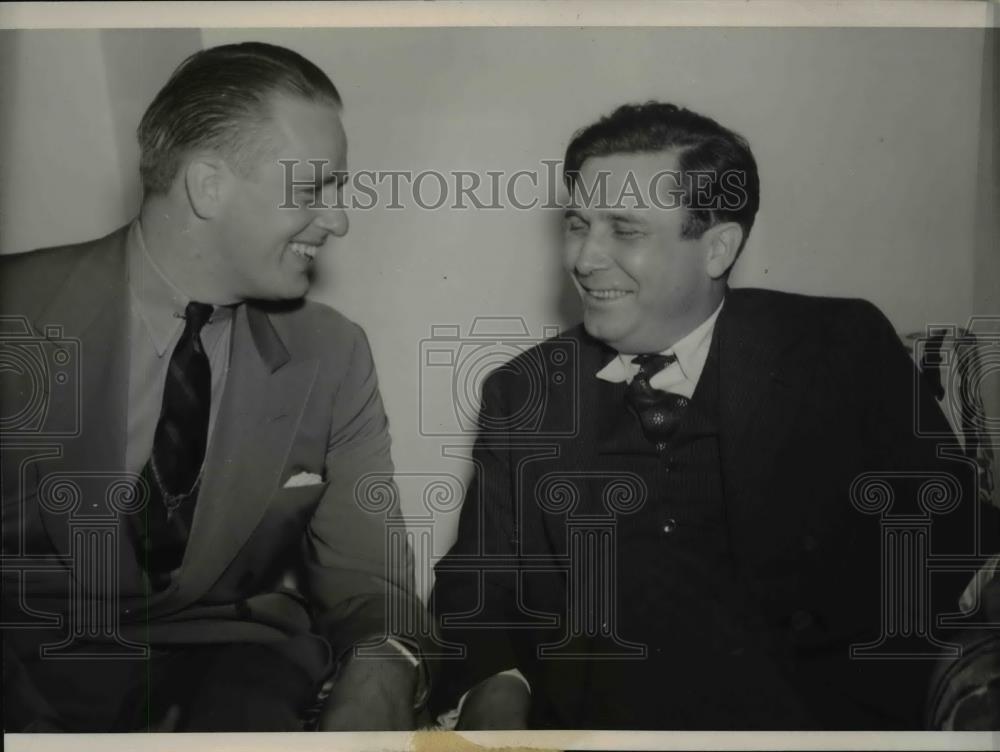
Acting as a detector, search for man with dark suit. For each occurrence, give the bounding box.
[430,102,991,729]
[2,42,427,731]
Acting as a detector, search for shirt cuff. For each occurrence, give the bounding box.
[959,553,1000,613]
[385,637,420,668]
[435,668,531,730]
[386,636,428,710]
[337,635,427,710]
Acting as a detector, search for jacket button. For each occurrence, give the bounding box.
[662,518,678,534]
[790,610,813,631]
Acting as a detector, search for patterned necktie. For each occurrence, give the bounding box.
[137,301,213,589]
[625,353,689,452]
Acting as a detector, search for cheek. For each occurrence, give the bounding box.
[625,251,685,311]
[561,237,581,271]
[216,210,252,259]
[223,204,272,255]
[617,244,659,285]
[283,206,314,231]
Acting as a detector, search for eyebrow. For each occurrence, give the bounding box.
[298,170,347,191]
[563,209,648,227]
[321,170,347,189]
[606,212,644,225]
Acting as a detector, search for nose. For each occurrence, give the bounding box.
[573,231,610,276]
[312,205,349,238]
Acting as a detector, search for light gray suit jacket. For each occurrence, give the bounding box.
[1,226,426,683]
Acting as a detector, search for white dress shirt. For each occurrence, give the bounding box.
[595,299,724,395]
[125,219,234,476]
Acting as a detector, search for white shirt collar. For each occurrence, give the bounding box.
[595,299,725,391]
[126,218,232,357]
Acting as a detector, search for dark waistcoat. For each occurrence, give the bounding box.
[575,336,810,729]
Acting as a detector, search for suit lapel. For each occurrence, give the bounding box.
[563,332,655,459]
[549,332,661,542]
[32,229,147,596]
[716,289,809,496]
[159,303,319,614]
[596,378,661,458]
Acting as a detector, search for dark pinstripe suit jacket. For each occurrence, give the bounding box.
[431,287,983,729]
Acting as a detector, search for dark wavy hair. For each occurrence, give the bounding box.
[138,42,342,195]
[563,102,760,252]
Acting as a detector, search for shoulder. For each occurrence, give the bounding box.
[1,229,126,276]
[255,297,370,360]
[0,229,128,316]
[728,286,884,317]
[2,236,101,282]
[481,322,592,396]
[727,286,895,338]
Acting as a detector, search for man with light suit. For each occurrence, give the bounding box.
[431,102,995,729]
[2,42,427,731]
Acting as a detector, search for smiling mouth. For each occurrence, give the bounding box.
[288,241,320,261]
[582,287,634,301]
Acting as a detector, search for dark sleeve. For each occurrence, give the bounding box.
[428,370,524,715]
[819,301,998,727]
[3,639,63,731]
[850,304,1000,728]
[853,300,998,563]
[848,297,1000,703]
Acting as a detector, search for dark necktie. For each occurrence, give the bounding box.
[137,301,213,589]
[625,353,689,452]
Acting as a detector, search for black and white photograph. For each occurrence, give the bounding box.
[1,2,998,749]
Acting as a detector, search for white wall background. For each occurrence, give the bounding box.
[2,28,996,595]
[0,29,202,252]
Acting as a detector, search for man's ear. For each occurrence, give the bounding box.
[183,156,228,219]
[703,221,744,280]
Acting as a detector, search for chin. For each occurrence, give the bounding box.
[254,284,309,303]
[582,316,624,350]
[277,289,310,302]
[274,276,312,301]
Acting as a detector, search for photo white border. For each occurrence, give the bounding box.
[5,729,1000,751]
[0,0,996,29]
[2,1,997,750]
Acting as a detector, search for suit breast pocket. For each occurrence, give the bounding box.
[271,481,330,517]
[227,481,331,593]
[250,481,330,552]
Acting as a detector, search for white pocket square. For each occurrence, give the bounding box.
[283,471,324,488]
